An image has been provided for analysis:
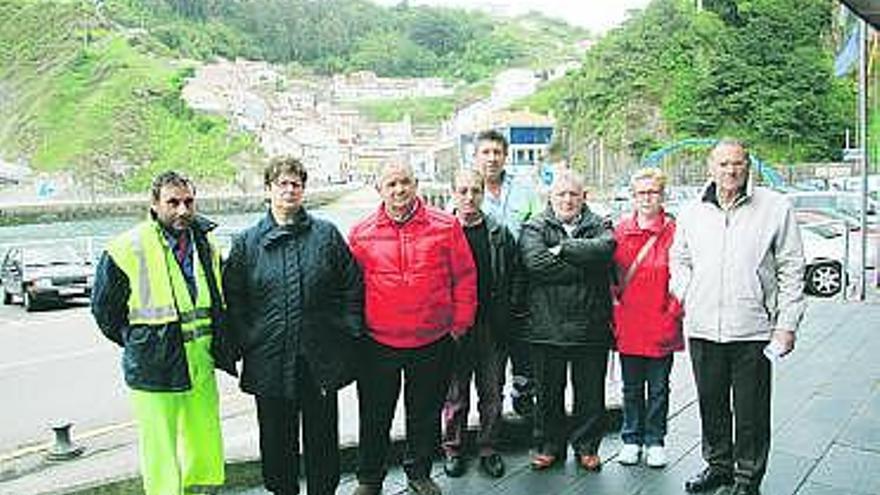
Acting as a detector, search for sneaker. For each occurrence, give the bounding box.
[617,444,641,465]
[408,477,442,495]
[645,445,667,468]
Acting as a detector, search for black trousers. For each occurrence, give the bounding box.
[442,320,506,456]
[532,344,608,457]
[255,360,339,495]
[356,336,453,484]
[509,338,534,397]
[689,338,771,487]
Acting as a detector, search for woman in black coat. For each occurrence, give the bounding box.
[222,157,364,495]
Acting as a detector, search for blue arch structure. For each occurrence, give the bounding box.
[641,138,785,188]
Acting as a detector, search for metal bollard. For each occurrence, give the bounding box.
[46,422,85,461]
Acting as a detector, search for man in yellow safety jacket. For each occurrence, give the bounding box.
[91,171,237,495]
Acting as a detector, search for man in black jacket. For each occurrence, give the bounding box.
[441,169,518,479]
[519,169,615,472]
[222,157,364,495]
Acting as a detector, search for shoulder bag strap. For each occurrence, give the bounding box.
[620,233,659,291]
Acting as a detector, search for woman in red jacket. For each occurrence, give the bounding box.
[612,167,683,469]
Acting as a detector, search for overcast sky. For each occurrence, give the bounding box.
[371,0,653,34]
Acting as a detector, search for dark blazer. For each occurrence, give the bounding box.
[480,214,522,339]
[222,209,364,399]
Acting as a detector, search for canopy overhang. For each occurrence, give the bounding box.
[841,0,880,29]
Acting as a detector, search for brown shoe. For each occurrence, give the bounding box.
[579,454,602,471]
[530,453,560,470]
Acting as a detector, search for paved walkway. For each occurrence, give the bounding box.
[1,297,878,495]
[231,297,880,495]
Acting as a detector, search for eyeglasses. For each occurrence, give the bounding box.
[273,179,303,190]
[454,186,484,196]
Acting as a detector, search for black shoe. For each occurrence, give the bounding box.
[444,455,466,478]
[479,453,505,478]
[352,483,382,495]
[729,482,761,495]
[408,477,442,495]
[512,393,535,417]
[684,467,734,493]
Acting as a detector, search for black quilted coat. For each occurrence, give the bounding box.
[222,209,364,399]
[519,205,616,347]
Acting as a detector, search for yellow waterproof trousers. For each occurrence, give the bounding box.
[130,337,225,495]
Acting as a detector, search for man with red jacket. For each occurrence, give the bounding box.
[349,162,478,495]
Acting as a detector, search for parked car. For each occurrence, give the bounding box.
[1,243,93,311]
[801,224,846,297]
[787,191,878,225]
[799,221,879,297]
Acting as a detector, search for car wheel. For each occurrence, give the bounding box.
[2,290,10,305]
[806,262,842,297]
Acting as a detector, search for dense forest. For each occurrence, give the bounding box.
[541,0,855,164]
[104,0,586,81]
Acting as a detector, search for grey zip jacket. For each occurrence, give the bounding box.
[669,182,806,342]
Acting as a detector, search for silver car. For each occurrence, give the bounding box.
[1,243,93,311]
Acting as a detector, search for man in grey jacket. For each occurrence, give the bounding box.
[670,139,805,495]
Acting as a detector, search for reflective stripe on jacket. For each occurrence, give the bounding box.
[107,220,218,335]
[96,218,224,391]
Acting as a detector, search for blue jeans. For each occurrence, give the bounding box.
[620,354,673,447]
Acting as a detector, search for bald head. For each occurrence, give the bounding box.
[550,169,585,223]
[377,161,418,219]
[378,161,415,184]
[550,169,585,194]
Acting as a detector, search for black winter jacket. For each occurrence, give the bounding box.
[222,209,364,399]
[91,215,237,392]
[519,205,615,347]
[463,214,521,343]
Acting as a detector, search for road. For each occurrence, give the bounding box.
[0,301,244,452]
[0,188,381,456]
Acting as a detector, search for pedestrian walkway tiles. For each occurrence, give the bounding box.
[222,300,880,495]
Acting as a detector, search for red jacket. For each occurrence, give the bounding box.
[349,198,477,349]
[612,211,683,358]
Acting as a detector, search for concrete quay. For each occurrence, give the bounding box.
[0,184,358,226]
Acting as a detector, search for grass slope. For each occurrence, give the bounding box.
[0,0,252,192]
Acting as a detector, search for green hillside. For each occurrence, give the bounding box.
[102,0,588,80]
[521,0,854,166]
[0,0,587,192]
[0,0,252,191]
